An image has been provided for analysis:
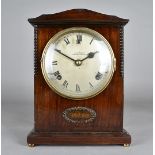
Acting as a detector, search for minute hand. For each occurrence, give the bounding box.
[81,51,99,61]
[55,49,75,62]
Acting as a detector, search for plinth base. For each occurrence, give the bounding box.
[27,129,131,146]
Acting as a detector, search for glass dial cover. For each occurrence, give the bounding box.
[41,27,116,100]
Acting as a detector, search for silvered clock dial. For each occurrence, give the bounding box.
[41,27,116,99]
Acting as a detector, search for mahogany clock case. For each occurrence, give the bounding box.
[27,9,131,145]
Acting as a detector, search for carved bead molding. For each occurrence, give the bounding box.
[120,25,124,78]
[63,107,96,124]
[34,26,38,76]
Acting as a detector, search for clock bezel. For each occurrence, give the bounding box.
[41,27,116,100]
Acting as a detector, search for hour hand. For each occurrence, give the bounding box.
[55,49,75,62]
[87,51,99,58]
[81,51,99,61]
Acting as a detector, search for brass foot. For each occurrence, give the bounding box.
[28,144,35,147]
[124,144,130,147]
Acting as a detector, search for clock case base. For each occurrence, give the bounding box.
[27,129,131,146]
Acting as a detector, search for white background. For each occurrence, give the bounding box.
[1,0,153,155]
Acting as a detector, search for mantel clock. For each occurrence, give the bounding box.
[27,9,131,146]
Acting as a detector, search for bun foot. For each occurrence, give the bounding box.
[124,144,130,147]
[28,143,35,147]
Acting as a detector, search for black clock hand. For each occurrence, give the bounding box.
[81,51,99,61]
[55,49,76,62]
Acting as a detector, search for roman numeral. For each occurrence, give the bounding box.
[90,38,94,45]
[95,72,103,80]
[76,84,80,92]
[52,61,57,65]
[76,35,82,44]
[62,80,68,88]
[89,82,94,88]
[64,37,70,45]
[53,71,62,80]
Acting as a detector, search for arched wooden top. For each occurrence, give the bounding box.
[28,9,129,27]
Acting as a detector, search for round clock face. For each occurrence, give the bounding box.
[41,27,116,100]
